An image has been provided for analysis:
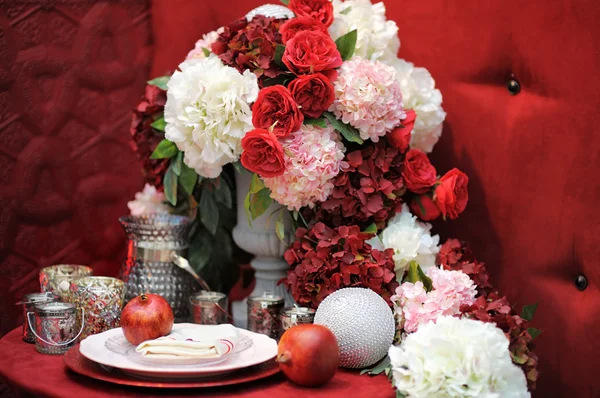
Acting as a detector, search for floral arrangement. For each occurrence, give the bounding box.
[128,0,539,396]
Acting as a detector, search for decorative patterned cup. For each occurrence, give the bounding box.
[39,265,93,301]
[27,302,83,355]
[68,276,125,340]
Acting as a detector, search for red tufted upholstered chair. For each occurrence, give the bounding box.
[0,1,150,335]
[150,0,599,396]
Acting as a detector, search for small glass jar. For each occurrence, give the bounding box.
[189,292,229,325]
[280,306,316,335]
[247,293,284,339]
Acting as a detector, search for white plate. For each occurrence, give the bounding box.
[80,323,277,380]
[104,327,253,366]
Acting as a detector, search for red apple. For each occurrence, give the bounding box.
[277,324,340,387]
[120,293,174,345]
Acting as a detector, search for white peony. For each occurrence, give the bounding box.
[164,55,259,178]
[381,204,439,278]
[329,0,400,64]
[389,316,531,398]
[127,184,170,216]
[390,58,446,153]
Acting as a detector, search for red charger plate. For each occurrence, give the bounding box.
[64,344,280,388]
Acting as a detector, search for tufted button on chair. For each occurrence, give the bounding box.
[507,77,521,95]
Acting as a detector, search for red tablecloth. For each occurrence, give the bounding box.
[0,327,395,398]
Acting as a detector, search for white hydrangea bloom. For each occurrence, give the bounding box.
[391,58,447,153]
[164,56,259,178]
[329,0,400,64]
[127,184,169,216]
[381,204,440,278]
[389,316,531,398]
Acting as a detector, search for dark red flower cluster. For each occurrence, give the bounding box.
[211,15,285,81]
[130,84,169,190]
[438,239,539,391]
[305,137,405,230]
[281,222,398,309]
[437,238,493,296]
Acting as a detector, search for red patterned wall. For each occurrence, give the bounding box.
[0,1,151,337]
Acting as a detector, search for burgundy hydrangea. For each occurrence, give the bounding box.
[130,84,169,190]
[211,15,286,82]
[438,239,539,391]
[281,222,398,309]
[304,138,405,230]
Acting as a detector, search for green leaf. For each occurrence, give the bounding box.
[147,75,170,90]
[527,327,542,340]
[244,191,252,227]
[172,152,183,176]
[200,192,219,235]
[179,164,198,195]
[274,44,286,67]
[250,188,273,220]
[323,112,364,144]
[150,139,178,159]
[163,165,178,206]
[189,227,213,271]
[360,356,390,376]
[275,210,285,242]
[232,161,244,174]
[340,6,352,15]
[417,264,433,292]
[201,47,210,57]
[280,0,290,6]
[521,302,539,321]
[151,117,166,132]
[262,74,292,88]
[304,118,327,128]
[335,29,357,61]
[363,223,377,234]
[214,177,233,209]
[250,173,265,194]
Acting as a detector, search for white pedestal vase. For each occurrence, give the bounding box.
[231,169,293,328]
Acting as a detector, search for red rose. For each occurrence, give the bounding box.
[288,73,335,118]
[402,149,437,194]
[252,85,303,137]
[288,0,334,27]
[280,17,328,43]
[241,129,286,177]
[282,31,342,76]
[409,194,441,221]
[387,110,416,153]
[434,168,469,219]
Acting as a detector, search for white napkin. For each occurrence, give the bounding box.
[135,324,239,359]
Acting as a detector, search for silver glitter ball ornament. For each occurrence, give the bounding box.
[314,288,395,369]
[245,4,295,21]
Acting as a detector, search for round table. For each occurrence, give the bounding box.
[0,328,395,398]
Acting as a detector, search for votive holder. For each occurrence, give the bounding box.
[280,306,316,335]
[27,302,82,355]
[20,292,60,343]
[68,276,125,340]
[39,264,93,302]
[247,293,284,339]
[189,292,229,325]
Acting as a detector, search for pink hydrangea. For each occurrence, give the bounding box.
[263,124,346,211]
[391,267,477,333]
[186,28,223,60]
[329,57,405,142]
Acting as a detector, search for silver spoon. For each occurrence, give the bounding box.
[170,252,212,291]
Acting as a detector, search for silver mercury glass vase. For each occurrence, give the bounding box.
[118,214,199,321]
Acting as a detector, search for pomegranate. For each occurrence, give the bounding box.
[277,324,340,387]
[120,293,174,345]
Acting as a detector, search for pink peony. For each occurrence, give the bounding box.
[263,124,346,211]
[391,267,477,333]
[329,57,405,142]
